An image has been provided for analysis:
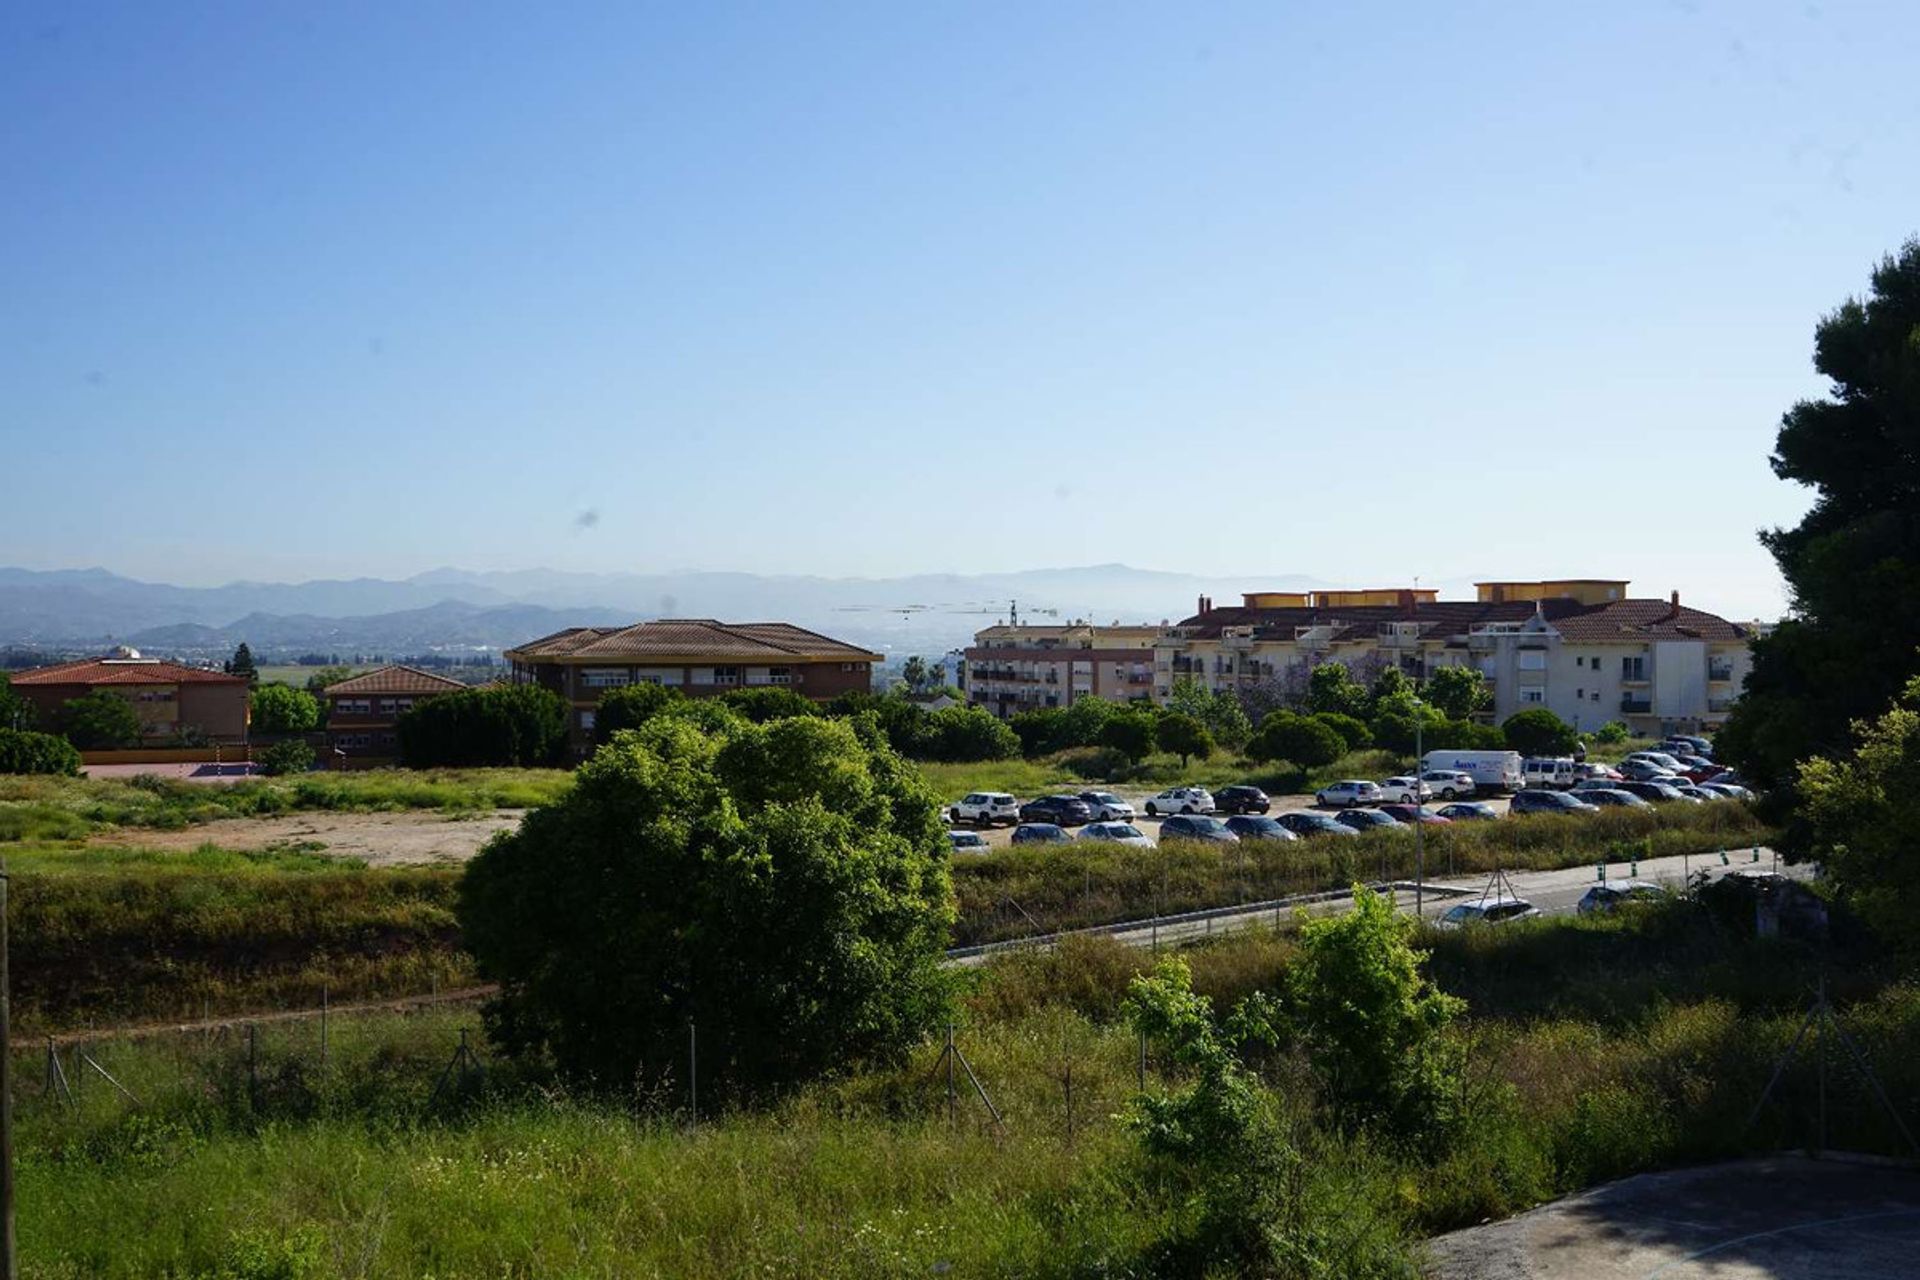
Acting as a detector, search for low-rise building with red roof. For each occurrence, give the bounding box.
[322,665,470,760]
[7,651,251,743]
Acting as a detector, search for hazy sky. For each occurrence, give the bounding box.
[5,2,1916,618]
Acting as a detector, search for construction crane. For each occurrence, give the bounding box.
[832,599,1060,625]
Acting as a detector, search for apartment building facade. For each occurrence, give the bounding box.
[7,652,250,744]
[504,618,881,753]
[968,580,1753,736]
[961,624,1161,718]
[322,665,471,760]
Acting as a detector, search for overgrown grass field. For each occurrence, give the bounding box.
[10,902,1911,1279]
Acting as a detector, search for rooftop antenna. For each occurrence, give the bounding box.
[1009,599,1019,627]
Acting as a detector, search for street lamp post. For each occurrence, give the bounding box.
[1413,699,1425,920]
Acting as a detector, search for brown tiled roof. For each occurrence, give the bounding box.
[1548,600,1748,643]
[506,619,880,664]
[322,665,471,696]
[8,657,247,687]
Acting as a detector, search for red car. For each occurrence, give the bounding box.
[1379,803,1450,826]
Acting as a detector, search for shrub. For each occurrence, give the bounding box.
[0,728,81,776]
[1245,713,1343,767]
[1591,720,1631,745]
[397,685,569,767]
[1308,663,1370,718]
[57,689,143,749]
[593,682,685,744]
[257,739,315,777]
[1097,708,1159,763]
[718,686,821,723]
[917,704,1020,762]
[1313,712,1372,752]
[1424,719,1506,751]
[459,714,955,1095]
[1156,712,1214,767]
[1425,666,1492,720]
[1503,708,1579,757]
[250,684,320,735]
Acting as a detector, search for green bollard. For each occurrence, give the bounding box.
[1751,845,1760,863]
[1596,863,1606,882]
[1720,850,1730,866]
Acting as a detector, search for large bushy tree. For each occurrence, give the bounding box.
[718,686,821,724]
[0,729,81,776]
[593,682,685,745]
[1796,677,1920,941]
[57,690,142,750]
[1245,712,1343,768]
[225,642,258,685]
[458,715,955,1093]
[1424,666,1491,721]
[1720,240,1920,798]
[1307,663,1368,719]
[397,684,568,767]
[1156,712,1214,767]
[1167,677,1252,751]
[1502,708,1578,757]
[916,704,1020,762]
[0,673,30,730]
[250,684,320,735]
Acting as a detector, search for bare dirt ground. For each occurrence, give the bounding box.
[92,809,525,865]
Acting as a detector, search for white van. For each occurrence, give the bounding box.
[1522,757,1577,790]
[1421,750,1524,793]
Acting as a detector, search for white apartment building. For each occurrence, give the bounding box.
[961,623,1161,717]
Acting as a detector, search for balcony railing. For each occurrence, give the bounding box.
[1708,663,1735,682]
[1620,696,1652,714]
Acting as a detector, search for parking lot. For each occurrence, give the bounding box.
[948,783,1517,850]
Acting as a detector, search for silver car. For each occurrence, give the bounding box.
[1078,822,1154,848]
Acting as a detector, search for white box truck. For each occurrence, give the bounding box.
[1422,750,1524,793]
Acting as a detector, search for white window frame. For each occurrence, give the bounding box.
[582,668,631,689]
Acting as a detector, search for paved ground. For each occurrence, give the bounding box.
[1424,1155,1920,1279]
[91,809,526,865]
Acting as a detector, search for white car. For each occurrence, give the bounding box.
[1144,786,1214,816]
[1315,780,1381,808]
[951,792,1019,826]
[1434,896,1541,929]
[1377,776,1433,804]
[1077,791,1136,821]
[947,830,991,854]
[1078,822,1154,848]
[1420,769,1476,799]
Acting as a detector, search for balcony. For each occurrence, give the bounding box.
[1170,659,1198,674]
[1708,662,1735,683]
[1620,696,1653,715]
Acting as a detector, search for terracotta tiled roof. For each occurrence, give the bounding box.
[1548,600,1748,643]
[506,619,880,663]
[7,657,247,686]
[322,665,471,696]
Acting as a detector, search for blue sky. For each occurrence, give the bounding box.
[4,1,1916,618]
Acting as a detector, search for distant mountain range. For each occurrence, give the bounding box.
[0,565,1330,661]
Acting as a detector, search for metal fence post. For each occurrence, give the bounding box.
[688,1020,697,1127]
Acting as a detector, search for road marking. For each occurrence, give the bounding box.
[1640,1207,1920,1277]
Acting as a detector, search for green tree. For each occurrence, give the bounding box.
[250,684,320,735]
[917,704,1020,762]
[0,729,81,776]
[826,690,931,757]
[1502,708,1579,757]
[258,738,315,776]
[226,642,259,685]
[1590,719,1631,745]
[1369,692,1448,756]
[900,655,929,693]
[0,673,31,730]
[1008,707,1068,757]
[458,714,955,1093]
[1312,711,1372,753]
[1423,719,1506,751]
[1720,240,1920,797]
[302,666,355,696]
[1245,712,1343,767]
[1307,663,1369,719]
[1368,666,1413,710]
[593,682,685,745]
[1424,666,1491,721]
[57,689,142,750]
[1156,712,1214,768]
[1167,677,1252,750]
[397,685,569,767]
[1797,677,1920,940]
[1097,708,1159,764]
[1287,885,1464,1141]
[718,686,820,723]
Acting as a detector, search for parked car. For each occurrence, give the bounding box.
[1379,803,1450,825]
[1276,811,1358,838]
[1077,791,1136,821]
[948,829,991,854]
[1615,780,1687,804]
[1522,757,1577,789]
[1665,783,1715,803]
[1377,776,1433,804]
[1577,787,1651,810]
[1699,782,1754,801]
[1420,769,1476,799]
[952,792,1020,826]
[1159,814,1238,844]
[1316,779,1382,808]
[1010,823,1071,845]
[1618,759,1682,783]
[1078,822,1153,848]
[1576,880,1668,914]
[1435,896,1541,928]
[1019,794,1093,826]
[1625,751,1691,774]
[1223,814,1297,842]
[1335,807,1401,833]
[1663,735,1713,756]
[1145,786,1215,816]
[1510,789,1598,816]
[1213,785,1272,815]
[1435,801,1501,821]
[1422,750,1524,792]
[1573,762,1623,783]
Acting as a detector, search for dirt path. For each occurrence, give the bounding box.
[91,809,526,866]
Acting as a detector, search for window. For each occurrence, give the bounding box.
[1575,688,1584,699]
[713,666,740,686]
[583,668,630,689]
[335,698,370,715]
[636,668,684,686]
[1520,689,1545,704]
[378,698,398,715]
[1518,651,1547,671]
[1622,656,1647,681]
[841,662,867,673]
[579,709,596,732]
[691,668,715,685]
[768,667,791,685]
